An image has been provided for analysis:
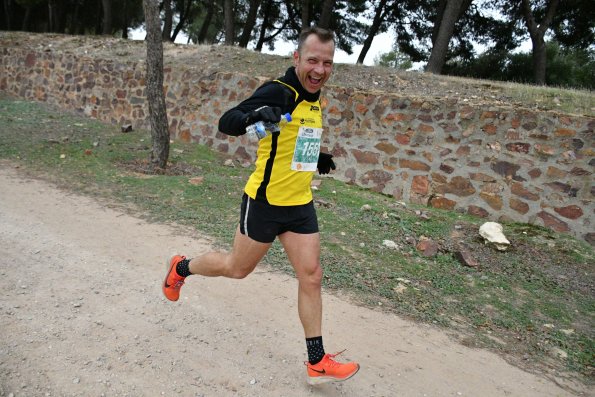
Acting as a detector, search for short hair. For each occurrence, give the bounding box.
[297,26,336,54]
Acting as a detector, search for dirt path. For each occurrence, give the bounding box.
[0,165,585,397]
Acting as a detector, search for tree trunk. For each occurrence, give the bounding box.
[255,0,272,51]
[22,6,32,31]
[520,0,560,85]
[122,0,129,38]
[431,0,448,46]
[142,0,170,170]
[4,0,12,30]
[223,0,234,45]
[102,0,112,35]
[431,0,472,44]
[301,0,310,29]
[239,0,261,48]
[318,0,335,29]
[69,1,81,34]
[49,0,65,33]
[57,2,69,33]
[256,0,289,51]
[425,0,465,74]
[283,0,301,33]
[197,1,215,43]
[48,0,56,32]
[172,0,193,42]
[357,0,388,64]
[95,0,102,34]
[162,0,173,41]
[531,37,547,85]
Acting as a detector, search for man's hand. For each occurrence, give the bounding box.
[317,152,336,175]
[244,106,283,125]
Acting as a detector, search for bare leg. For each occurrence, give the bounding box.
[278,231,323,338]
[189,226,271,279]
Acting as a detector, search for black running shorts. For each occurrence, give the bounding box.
[239,193,319,243]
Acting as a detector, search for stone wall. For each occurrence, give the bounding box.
[1,38,593,244]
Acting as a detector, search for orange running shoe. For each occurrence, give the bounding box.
[162,255,187,301]
[306,350,360,385]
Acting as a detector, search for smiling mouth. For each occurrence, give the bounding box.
[309,76,322,85]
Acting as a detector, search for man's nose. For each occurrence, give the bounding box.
[313,62,324,74]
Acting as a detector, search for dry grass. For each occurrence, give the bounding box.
[2,31,593,116]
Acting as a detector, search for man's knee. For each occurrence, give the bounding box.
[301,264,323,287]
[226,261,257,279]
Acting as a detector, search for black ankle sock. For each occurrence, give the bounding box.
[176,258,192,277]
[306,336,325,365]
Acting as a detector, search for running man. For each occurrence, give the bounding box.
[162,26,359,385]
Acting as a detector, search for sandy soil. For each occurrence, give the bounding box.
[0,165,585,397]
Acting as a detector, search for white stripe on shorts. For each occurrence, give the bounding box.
[243,196,250,236]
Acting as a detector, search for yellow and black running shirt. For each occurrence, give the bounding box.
[218,67,323,206]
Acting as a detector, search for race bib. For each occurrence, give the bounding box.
[291,126,322,171]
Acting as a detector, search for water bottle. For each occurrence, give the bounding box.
[246,113,292,140]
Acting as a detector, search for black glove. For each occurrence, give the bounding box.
[244,106,283,125]
[317,152,336,175]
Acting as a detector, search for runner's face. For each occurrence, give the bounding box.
[293,35,335,94]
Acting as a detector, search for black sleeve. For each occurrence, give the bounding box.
[218,82,295,136]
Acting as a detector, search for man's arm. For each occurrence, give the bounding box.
[218,107,248,137]
[218,82,293,136]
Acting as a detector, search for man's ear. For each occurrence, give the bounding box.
[293,50,299,66]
